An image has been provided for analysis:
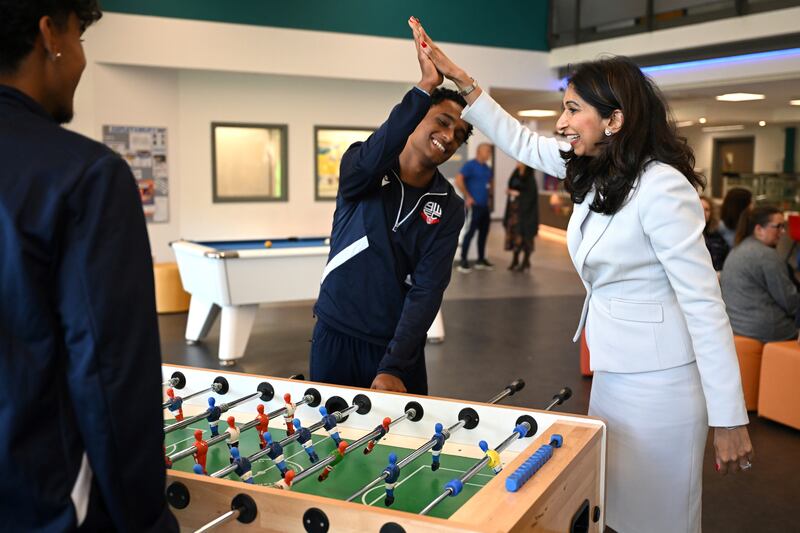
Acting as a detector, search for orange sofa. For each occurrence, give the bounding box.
[153,262,190,314]
[733,335,764,412]
[758,341,800,430]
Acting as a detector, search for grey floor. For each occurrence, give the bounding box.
[160,222,800,532]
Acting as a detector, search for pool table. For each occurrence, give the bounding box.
[171,237,445,365]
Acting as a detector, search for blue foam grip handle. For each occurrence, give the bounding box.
[513,423,528,439]
[551,434,564,448]
[445,478,464,496]
[505,443,558,492]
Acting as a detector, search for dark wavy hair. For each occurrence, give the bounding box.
[720,187,753,230]
[734,205,781,246]
[0,0,102,74]
[561,56,704,215]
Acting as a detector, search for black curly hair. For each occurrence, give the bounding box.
[0,0,102,74]
[430,87,473,142]
[560,56,705,215]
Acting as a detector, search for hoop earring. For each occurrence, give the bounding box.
[604,128,612,136]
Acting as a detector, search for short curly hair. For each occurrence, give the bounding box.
[430,87,474,143]
[0,0,102,74]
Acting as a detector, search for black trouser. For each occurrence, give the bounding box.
[462,205,491,261]
[309,320,428,395]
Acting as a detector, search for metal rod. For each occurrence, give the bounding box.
[212,403,358,480]
[164,391,260,435]
[162,386,211,409]
[291,405,387,485]
[194,508,239,533]
[346,383,515,503]
[419,422,530,516]
[170,394,314,463]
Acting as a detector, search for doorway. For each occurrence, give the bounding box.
[711,137,755,198]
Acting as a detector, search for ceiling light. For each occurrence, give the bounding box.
[791,100,800,106]
[702,125,745,132]
[715,93,765,102]
[518,109,557,117]
[698,117,707,124]
[676,120,695,128]
[758,121,767,127]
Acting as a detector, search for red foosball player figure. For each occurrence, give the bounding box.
[318,440,348,482]
[364,417,392,455]
[164,444,172,469]
[225,416,240,450]
[193,429,209,475]
[165,388,184,421]
[283,393,296,436]
[272,469,295,490]
[255,404,270,449]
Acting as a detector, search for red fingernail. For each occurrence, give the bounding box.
[422,42,428,48]
[715,463,720,472]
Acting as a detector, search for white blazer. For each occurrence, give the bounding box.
[462,91,747,426]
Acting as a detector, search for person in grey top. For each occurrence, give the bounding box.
[721,206,799,342]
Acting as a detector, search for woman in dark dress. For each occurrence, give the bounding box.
[504,162,539,271]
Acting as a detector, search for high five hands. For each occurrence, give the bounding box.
[407,17,482,104]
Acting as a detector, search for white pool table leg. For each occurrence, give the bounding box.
[426,309,445,344]
[185,297,220,343]
[218,304,259,365]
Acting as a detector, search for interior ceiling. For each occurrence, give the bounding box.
[491,77,800,131]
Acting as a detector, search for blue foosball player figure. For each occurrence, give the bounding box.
[479,440,503,474]
[319,406,341,446]
[431,422,445,471]
[230,447,254,484]
[264,431,288,478]
[383,452,401,506]
[192,464,205,476]
[206,397,222,437]
[292,419,320,463]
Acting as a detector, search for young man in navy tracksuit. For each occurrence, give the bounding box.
[310,33,473,395]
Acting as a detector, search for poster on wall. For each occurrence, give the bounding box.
[102,125,169,223]
[315,126,374,200]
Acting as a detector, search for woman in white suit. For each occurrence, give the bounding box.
[409,19,754,533]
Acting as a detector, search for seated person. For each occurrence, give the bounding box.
[721,206,799,342]
[718,187,752,248]
[700,195,728,272]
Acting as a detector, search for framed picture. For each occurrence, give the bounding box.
[211,122,288,202]
[315,126,374,200]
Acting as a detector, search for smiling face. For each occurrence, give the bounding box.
[408,99,470,166]
[556,85,610,158]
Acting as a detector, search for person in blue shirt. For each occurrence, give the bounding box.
[456,143,494,272]
[0,1,177,530]
[310,17,473,395]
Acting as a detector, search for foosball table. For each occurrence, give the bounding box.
[162,364,606,532]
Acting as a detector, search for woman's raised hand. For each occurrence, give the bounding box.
[408,16,478,99]
[408,16,442,93]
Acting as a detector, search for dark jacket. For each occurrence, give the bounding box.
[503,166,539,240]
[0,85,176,531]
[313,87,464,380]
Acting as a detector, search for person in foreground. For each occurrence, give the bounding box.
[0,1,177,530]
[409,18,753,533]
[310,24,471,394]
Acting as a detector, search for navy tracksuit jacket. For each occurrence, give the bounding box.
[312,87,465,392]
[0,85,176,531]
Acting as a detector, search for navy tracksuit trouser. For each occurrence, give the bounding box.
[461,204,491,261]
[309,320,428,395]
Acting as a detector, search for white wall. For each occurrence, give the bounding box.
[684,124,800,189]
[68,13,556,261]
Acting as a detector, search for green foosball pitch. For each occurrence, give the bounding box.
[165,421,494,519]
